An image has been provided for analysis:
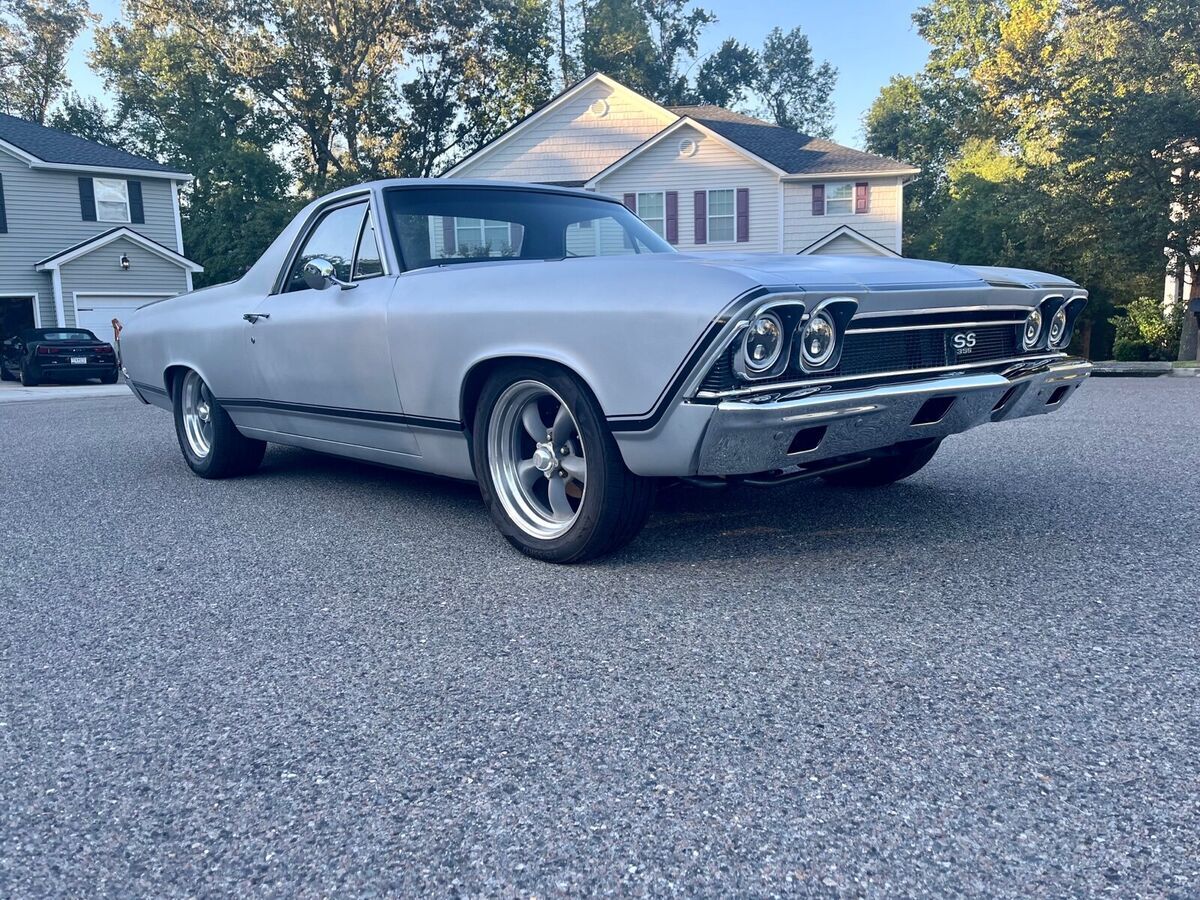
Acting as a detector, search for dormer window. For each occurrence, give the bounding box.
[94,178,131,222]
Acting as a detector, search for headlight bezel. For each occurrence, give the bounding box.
[796,297,858,373]
[799,311,837,368]
[741,311,784,374]
[1021,308,1044,351]
[731,299,808,382]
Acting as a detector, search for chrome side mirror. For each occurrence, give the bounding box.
[302,257,357,291]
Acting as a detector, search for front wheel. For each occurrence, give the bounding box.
[172,369,265,478]
[473,363,655,563]
[821,438,942,488]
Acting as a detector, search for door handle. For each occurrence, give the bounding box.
[243,313,270,324]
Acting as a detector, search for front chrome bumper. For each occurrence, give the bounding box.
[693,357,1092,476]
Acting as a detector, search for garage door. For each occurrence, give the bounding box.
[74,297,165,344]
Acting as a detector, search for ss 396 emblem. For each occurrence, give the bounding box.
[952,331,977,353]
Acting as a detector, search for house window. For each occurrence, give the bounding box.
[636,192,665,238]
[454,217,513,256]
[707,189,736,242]
[94,178,131,223]
[825,183,854,216]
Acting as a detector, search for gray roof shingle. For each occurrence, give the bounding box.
[0,112,184,176]
[666,105,917,176]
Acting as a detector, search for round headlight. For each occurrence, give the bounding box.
[1022,309,1043,351]
[800,311,837,368]
[1048,306,1069,348]
[742,312,783,372]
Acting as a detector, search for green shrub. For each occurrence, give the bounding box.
[1108,297,1184,361]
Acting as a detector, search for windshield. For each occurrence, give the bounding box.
[27,329,98,342]
[384,186,674,272]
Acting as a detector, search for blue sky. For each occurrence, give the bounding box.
[66,0,930,149]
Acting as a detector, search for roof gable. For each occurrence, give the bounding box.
[34,227,203,272]
[443,73,679,181]
[586,116,787,187]
[0,112,191,180]
[798,225,901,257]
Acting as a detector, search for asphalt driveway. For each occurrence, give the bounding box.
[1,379,1197,897]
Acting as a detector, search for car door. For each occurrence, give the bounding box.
[242,196,419,456]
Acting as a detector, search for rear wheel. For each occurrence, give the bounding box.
[172,369,265,478]
[100,371,119,384]
[19,365,38,387]
[820,439,942,488]
[473,362,655,563]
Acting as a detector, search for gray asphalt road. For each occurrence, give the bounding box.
[2,379,1198,897]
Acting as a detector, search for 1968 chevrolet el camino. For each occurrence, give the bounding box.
[120,180,1091,562]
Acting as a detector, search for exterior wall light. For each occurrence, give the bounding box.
[120,254,131,270]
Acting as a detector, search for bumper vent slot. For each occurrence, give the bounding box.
[788,425,827,454]
[911,395,956,426]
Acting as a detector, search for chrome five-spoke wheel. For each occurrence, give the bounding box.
[181,369,214,459]
[487,380,587,539]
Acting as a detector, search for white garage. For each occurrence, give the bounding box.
[73,294,169,344]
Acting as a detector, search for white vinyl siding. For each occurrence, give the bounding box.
[594,124,779,253]
[809,233,886,257]
[447,80,676,184]
[783,177,903,255]
[636,191,664,238]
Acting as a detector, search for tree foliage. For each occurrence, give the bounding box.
[0,0,95,123]
[866,0,1198,356]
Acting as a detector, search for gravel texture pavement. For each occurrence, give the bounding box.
[1,378,1198,897]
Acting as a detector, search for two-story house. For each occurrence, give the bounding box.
[445,73,919,258]
[0,112,201,349]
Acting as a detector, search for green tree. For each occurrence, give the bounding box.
[91,17,296,286]
[0,0,96,123]
[47,92,116,144]
[692,38,757,107]
[754,26,836,137]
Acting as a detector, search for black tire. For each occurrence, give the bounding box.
[472,361,655,563]
[0,363,13,381]
[100,371,119,384]
[821,438,942,488]
[19,365,38,387]
[172,369,266,479]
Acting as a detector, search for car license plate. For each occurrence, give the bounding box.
[71,356,87,365]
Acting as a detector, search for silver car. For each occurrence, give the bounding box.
[120,180,1091,562]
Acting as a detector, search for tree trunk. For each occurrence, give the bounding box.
[1179,265,1199,363]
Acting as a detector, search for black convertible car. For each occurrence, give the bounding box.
[0,328,119,386]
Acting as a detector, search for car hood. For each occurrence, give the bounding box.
[678,253,1080,293]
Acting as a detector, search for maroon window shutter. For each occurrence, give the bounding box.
[442,216,457,254]
[855,182,869,214]
[693,191,707,244]
[811,184,825,216]
[736,188,749,242]
[623,193,637,213]
[665,191,678,244]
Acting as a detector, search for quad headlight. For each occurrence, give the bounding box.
[1022,308,1043,351]
[799,311,837,368]
[742,312,784,372]
[1048,306,1069,348]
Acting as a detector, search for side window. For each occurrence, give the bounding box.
[354,211,384,279]
[285,202,367,292]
